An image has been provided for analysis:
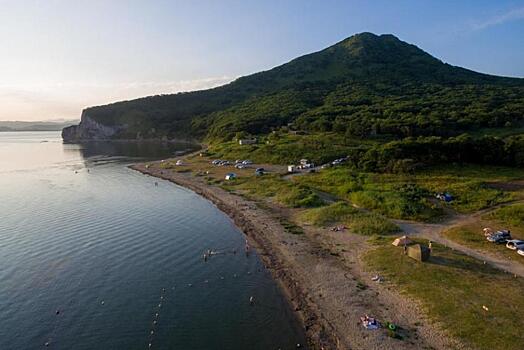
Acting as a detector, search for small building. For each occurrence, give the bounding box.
[407,244,431,262]
[225,173,237,180]
[238,138,257,145]
[287,165,296,173]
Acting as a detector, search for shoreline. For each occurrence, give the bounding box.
[130,162,340,349]
[130,159,463,350]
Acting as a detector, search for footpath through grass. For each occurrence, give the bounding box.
[442,203,524,266]
[364,237,524,350]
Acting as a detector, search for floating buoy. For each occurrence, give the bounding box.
[151,330,154,335]
[188,283,192,287]
[55,310,60,315]
[158,303,162,308]
[45,341,50,347]
[249,296,255,305]
[101,301,105,305]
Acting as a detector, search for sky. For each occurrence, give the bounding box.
[1,0,523,121]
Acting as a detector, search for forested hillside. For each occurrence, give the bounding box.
[65,33,524,169]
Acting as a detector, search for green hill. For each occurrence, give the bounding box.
[63,32,524,168]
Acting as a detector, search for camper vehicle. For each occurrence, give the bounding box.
[518,249,524,257]
[506,240,524,250]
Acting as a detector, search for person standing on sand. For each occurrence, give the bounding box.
[403,243,407,255]
[428,240,433,252]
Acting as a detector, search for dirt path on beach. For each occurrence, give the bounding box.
[131,162,461,350]
[395,199,524,278]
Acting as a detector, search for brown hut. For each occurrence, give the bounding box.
[407,244,431,262]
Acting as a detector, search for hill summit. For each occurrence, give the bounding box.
[63,32,524,142]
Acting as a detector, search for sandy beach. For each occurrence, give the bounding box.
[131,160,461,350]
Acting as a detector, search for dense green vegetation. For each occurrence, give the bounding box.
[299,202,399,235]
[220,174,323,208]
[295,164,521,220]
[77,33,524,170]
[364,238,524,350]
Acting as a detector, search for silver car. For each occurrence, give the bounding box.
[506,240,524,250]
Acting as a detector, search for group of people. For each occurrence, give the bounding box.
[360,314,379,330]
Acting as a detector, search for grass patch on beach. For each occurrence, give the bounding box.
[364,238,524,350]
[443,224,524,266]
[296,164,522,220]
[442,204,524,266]
[221,174,323,208]
[299,202,399,235]
[295,170,443,221]
[484,204,524,228]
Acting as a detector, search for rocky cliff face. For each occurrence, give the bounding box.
[62,111,124,142]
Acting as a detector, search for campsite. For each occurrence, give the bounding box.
[144,148,524,350]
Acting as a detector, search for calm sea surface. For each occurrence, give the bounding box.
[0,132,305,350]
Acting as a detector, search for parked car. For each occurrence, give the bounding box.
[487,230,511,243]
[225,173,237,180]
[235,164,245,169]
[255,167,265,173]
[506,239,524,250]
[242,160,253,165]
[211,159,221,165]
[518,249,524,257]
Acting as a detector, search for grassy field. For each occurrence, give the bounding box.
[484,204,524,228]
[296,164,524,221]
[442,203,524,265]
[208,132,375,165]
[219,174,324,208]
[299,202,399,235]
[364,237,524,350]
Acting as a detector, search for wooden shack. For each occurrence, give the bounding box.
[407,244,431,262]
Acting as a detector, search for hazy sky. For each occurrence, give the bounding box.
[1,0,523,121]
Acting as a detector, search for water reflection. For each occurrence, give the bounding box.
[72,140,200,160]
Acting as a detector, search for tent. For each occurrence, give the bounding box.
[407,244,431,262]
[392,235,412,246]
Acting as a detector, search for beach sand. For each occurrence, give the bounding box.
[131,161,462,350]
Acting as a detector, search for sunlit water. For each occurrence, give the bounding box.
[0,132,305,350]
